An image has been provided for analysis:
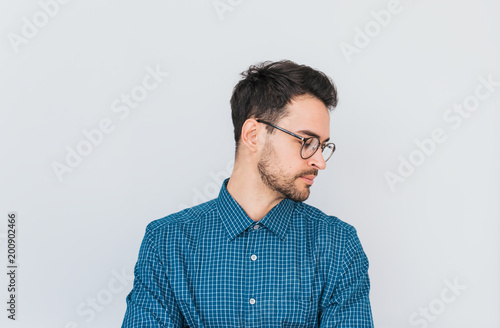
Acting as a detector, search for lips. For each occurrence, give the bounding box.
[300,175,316,185]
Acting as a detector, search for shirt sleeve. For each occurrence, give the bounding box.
[121,227,185,328]
[319,225,374,328]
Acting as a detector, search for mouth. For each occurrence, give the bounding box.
[300,175,315,185]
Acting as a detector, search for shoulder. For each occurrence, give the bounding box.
[295,202,362,253]
[145,199,218,236]
[295,202,357,236]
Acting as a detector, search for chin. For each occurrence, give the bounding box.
[291,186,310,202]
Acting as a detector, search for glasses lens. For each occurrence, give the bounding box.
[323,143,335,162]
[302,138,320,159]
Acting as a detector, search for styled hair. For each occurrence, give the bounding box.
[230,60,338,152]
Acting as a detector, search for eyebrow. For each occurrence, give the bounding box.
[296,129,330,143]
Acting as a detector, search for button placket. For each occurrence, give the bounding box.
[246,222,261,324]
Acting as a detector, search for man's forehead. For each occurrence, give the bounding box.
[279,97,331,137]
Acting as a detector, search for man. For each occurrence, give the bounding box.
[121,60,374,327]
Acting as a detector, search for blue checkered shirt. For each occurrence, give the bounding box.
[122,178,373,327]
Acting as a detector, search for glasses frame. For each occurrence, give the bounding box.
[256,119,336,162]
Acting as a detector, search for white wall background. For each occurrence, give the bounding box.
[1,0,499,327]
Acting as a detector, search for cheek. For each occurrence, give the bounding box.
[274,147,292,162]
[277,150,302,171]
[271,139,304,171]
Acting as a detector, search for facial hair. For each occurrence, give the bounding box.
[257,139,317,202]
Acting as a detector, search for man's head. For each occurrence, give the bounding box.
[229,60,338,202]
[230,60,338,152]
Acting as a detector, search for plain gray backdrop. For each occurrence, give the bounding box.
[1,0,499,327]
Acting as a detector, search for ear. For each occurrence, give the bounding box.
[240,118,261,154]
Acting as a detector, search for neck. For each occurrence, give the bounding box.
[226,158,284,222]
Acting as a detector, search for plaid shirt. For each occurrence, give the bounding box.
[122,178,373,327]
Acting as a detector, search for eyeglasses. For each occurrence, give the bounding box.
[256,119,336,162]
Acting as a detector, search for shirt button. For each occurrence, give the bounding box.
[250,254,258,261]
[253,224,260,230]
[249,298,256,305]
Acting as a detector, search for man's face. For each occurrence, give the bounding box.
[257,94,331,202]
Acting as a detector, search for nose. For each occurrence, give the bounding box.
[307,148,327,170]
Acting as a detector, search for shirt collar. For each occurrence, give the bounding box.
[217,178,295,242]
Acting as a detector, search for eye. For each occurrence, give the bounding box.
[305,138,319,150]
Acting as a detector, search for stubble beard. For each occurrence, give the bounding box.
[257,141,314,202]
